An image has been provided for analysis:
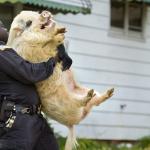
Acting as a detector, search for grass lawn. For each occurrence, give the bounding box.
[58,136,150,150]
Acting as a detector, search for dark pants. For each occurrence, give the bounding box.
[0,114,59,150]
[33,121,59,150]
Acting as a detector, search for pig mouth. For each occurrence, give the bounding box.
[40,19,52,29]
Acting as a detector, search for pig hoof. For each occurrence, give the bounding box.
[81,89,94,106]
[87,89,94,99]
[106,88,114,98]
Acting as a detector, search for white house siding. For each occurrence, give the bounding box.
[51,0,150,140]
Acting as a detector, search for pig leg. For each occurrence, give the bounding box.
[80,89,95,106]
[63,69,114,118]
[66,88,95,107]
[81,88,114,119]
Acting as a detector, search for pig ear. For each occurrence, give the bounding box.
[7,20,26,46]
[12,19,26,35]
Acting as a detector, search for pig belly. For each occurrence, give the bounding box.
[41,97,84,126]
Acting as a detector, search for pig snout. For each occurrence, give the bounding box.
[40,11,52,21]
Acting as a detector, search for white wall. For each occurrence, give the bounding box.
[52,0,150,140]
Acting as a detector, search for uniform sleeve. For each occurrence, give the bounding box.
[0,48,56,84]
[57,44,72,71]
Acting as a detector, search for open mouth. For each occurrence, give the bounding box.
[41,19,52,29]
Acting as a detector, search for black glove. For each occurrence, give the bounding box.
[57,44,72,71]
[46,57,57,75]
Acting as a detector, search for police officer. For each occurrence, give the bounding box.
[0,21,8,44]
[0,22,72,150]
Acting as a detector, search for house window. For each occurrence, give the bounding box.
[110,0,145,39]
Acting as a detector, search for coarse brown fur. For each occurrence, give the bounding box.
[2,11,114,150]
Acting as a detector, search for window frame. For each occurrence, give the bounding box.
[109,0,146,41]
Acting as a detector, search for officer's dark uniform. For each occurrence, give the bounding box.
[0,43,72,150]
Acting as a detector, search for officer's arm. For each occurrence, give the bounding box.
[0,48,56,84]
[57,44,72,71]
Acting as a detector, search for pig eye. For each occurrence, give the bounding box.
[26,20,32,27]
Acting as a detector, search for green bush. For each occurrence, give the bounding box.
[137,136,150,149]
[58,138,111,150]
[57,136,150,150]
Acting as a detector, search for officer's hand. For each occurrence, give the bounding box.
[57,44,66,60]
[57,44,72,71]
[53,53,61,63]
